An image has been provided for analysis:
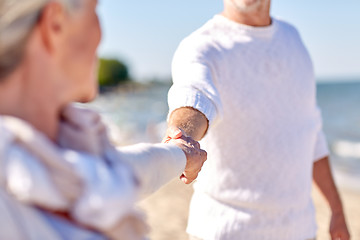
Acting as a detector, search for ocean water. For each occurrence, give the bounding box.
[88,83,171,145]
[317,81,360,191]
[88,80,360,191]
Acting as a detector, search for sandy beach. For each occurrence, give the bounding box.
[138,179,360,240]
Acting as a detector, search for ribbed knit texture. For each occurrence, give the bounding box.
[168,15,329,240]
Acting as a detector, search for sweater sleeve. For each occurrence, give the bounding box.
[72,143,186,230]
[313,130,329,162]
[115,143,186,198]
[313,107,329,162]
[168,39,223,126]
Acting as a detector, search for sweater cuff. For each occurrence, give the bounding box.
[162,143,187,175]
[313,131,329,162]
[116,143,186,197]
[168,86,218,125]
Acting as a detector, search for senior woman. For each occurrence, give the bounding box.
[0,0,207,239]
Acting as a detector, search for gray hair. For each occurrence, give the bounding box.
[0,0,83,79]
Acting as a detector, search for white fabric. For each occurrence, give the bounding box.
[0,104,186,240]
[169,15,329,240]
[117,143,187,197]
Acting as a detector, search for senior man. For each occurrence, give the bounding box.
[166,0,350,239]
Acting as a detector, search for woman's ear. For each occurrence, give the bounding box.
[37,1,67,55]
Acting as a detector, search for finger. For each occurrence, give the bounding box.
[193,140,200,149]
[183,136,200,148]
[162,133,186,142]
[337,232,350,240]
[180,172,196,184]
[200,149,207,158]
[167,138,186,146]
[180,175,193,184]
[180,174,187,184]
[162,136,171,143]
[331,234,344,240]
[201,149,207,161]
[185,136,200,148]
[167,126,183,139]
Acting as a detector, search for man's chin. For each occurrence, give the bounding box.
[232,0,263,12]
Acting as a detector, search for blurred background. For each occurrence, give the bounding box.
[87,1,360,239]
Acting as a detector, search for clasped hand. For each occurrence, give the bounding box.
[163,127,207,184]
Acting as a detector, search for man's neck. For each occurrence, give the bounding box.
[222,1,271,27]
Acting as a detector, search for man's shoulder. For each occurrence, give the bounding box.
[182,16,222,45]
[273,17,301,36]
[187,15,219,35]
[175,17,222,60]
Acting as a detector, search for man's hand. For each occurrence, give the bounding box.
[330,211,350,240]
[313,157,351,240]
[163,127,207,184]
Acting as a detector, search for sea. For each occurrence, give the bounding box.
[87,80,360,192]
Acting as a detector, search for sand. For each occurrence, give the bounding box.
[138,179,360,240]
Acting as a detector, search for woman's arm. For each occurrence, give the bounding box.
[115,143,186,197]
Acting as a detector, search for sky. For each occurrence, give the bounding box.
[97,1,360,82]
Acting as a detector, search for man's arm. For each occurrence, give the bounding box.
[313,156,350,240]
[167,107,209,141]
[164,107,209,184]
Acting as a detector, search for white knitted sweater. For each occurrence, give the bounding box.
[168,15,329,240]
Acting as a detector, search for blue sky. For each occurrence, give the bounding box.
[97,1,360,81]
